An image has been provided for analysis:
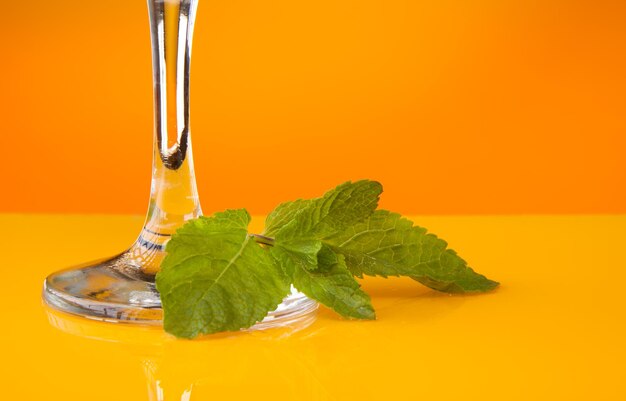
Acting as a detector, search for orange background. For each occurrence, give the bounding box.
[1,0,625,216]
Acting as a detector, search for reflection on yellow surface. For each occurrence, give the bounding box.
[46,308,326,401]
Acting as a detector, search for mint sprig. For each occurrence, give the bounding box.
[156,180,498,338]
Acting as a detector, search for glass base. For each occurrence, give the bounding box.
[43,251,319,330]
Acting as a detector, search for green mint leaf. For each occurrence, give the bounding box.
[266,180,383,273]
[324,210,499,293]
[264,198,312,238]
[156,209,290,339]
[281,245,375,320]
[268,180,383,241]
[268,239,323,275]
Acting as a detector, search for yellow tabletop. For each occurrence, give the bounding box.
[1,214,624,400]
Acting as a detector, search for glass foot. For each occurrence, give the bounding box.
[43,250,319,330]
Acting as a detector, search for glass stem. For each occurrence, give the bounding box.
[136,0,202,275]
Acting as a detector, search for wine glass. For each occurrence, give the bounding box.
[42,0,318,327]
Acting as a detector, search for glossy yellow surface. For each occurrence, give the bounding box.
[1,214,624,400]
